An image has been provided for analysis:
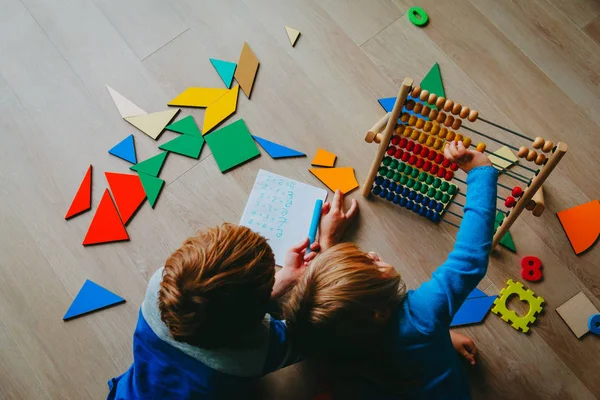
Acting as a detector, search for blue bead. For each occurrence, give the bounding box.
[393,195,401,204]
[389,182,397,191]
[379,189,388,198]
[429,200,438,210]
[395,185,403,194]
[375,176,384,185]
[415,194,423,203]
[382,180,390,189]
[400,197,408,207]
[373,186,382,195]
[406,200,414,209]
[426,209,434,220]
[422,197,430,207]
[436,203,444,213]
[412,204,421,213]
[402,187,410,197]
[433,212,441,222]
[419,207,427,216]
[408,191,416,200]
[387,191,394,201]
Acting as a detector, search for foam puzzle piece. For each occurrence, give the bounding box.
[159,134,204,159]
[557,200,600,255]
[168,87,229,108]
[311,148,337,167]
[285,26,301,46]
[109,134,137,164]
[165,115,202,137]
[234,42,259,98]
[309,167,359,194]
[105,172,146,224]
[205,119,260,173]
[202,85,239,134]
[556,291,600,338]
[589,314,600,335]
[489,146,518,173]
[65,165,92,220]
[450,294,497,327]
[138,172,165,208]
[82,189,129,245]
[125,109,180,140]
[420,62,445,99]
[210,58,237,89]
[252,136,305,159]
[130,152,168,177]
[491,279,544,333]
[106,85,146,118]
[63,280,125,321]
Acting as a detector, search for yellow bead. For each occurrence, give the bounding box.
[418,133,428,144]
[408,115,418,126]
[446,131,456,141]
[430,122,440,135]
[476,142,486,152]
[415,118,425,130]
[404,127,413,137]
[434,139,443,150]
[424,121,433,133]
[411,130,420,140]
[439,127,448,139]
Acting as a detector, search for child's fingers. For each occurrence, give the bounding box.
[443,143,454,161]
[457,140,466,154]
[321,202,331,216]
[304,251,318,263]
[290,237,310,252]
[465,340,477,355]
[345,198,359,219]
[331,190,343,212]
[466,355,476,365]
[309,241,320,252]
[367,252,381,261]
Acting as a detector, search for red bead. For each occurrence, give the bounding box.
[430,164,439,175]
[413,143,423,154]
[399,137,408,148]
[408,155,417,165]
[450,162,459,171]
[427,151,437,161]
[415,158,424,168]
[437,167,446,178]
[406,141,415,152]
[442,158,450,168]
[504,196,516,208]
[394,149,403,159]
[420,147,430,158]
[435,153,444,164]
[423,161,432,172]
[512,186,524,197]
[401,152,410,162]
[391,135,400,145]
[444,170,454,181]
[387,146,395,156]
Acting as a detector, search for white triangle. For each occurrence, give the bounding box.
[285,26,301,47]
[125,109,179,140]
[106,85,147,118]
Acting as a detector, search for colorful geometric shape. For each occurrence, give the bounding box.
[108,134,137,164]
[252,136,305,159]
[63,280,125,321]
[450,293,497,327]
[420,62,445,99]
[309,167,359,194]
[234,42,259,98]
[588,314,600,335]
[138,173,165,208]
[168,87,229,108]
[557,292,600,338]
[159,134,204,159]
[202,85,239,134]
[105,172,146,224]
[106,86,146,118]
[210,58,237,89]
[82,189,129,246]
[285,26,301,47]
[130,152,168,177]
[165,115,202,137]
[557,200,600,255]
[205,119,260,173]
[499,230,516,252]
[467,288,488,299]
[377,97,396,112]
[65,165,92,220]
[311,148,337,167]
[125,109,180,140]
[491,279,544,333]
[489,146,518,173]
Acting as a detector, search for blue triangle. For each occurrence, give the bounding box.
[252,136,305,159]
[210,58,237,89]
[63,280,125,321]
[378,97,396,112]
[450,295,497,327]
[108,134,137,164]
[467,287,487,299]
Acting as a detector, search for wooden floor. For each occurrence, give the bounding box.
[1,0,599,398]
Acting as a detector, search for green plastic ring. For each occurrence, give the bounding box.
[408,6,429,27]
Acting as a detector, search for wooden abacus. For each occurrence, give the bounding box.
[362,77,568,249]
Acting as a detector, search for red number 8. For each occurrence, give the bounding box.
[521,256,543,282]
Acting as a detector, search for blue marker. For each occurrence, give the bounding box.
[306,199,323,254]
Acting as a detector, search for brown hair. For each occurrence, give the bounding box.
[158,223,275,349]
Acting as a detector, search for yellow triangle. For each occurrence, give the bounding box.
[125,109,180,140]
[309,167,358,194]
[311,148,337,167]
[202,86,239,134]
[285,26,301,47]
[168,87,229,108]
[489,146,518,172]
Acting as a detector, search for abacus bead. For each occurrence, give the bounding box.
[411,130,420,140]
[394,148,403,159]
[395,185,402,194]
[411,169,419,178]
[419,90,429,102]
[387,147,395,156]
[390,159,399,169]
[405,100,416,111]
[440,181,450,192]
[426,209,434,220]
[393,195,401,204]
[413,102,423,114]
[451,103,462,115]
[386,170,395,179]
[526,149,537,162]
[406,141,414,152]
[415,193,423,203]
[444,115,454,127]
[398,162,406,172]
[393,173,401,182]
[421,106,431,118]
[409,154,417,165]
[375,176,384,185]
[441,194,450,204]
[421,147,430,158]
[426,175,434,185]
[395,126,405,135]
[418,133,428,144]
[429,199,438,209]
[459,106,470,119]
[415,118,425,130]
[505,196,516,208]
[402,187,410,197]
[424,121,433,133]
[535,153,546,165]
[428,151,436,161]
[380,189,388,198]
[412,85,421,97]
[437,168,446,178]
[405,165,413,175]
[418,172,427,182]
[430,120,440,134]
[400,197,408,207]
[450,162,459,171]
[426,136,436,147]
[462,137,472,148]
[443,99,454,112]
[542,140,554,153]
[419,207,427,217]
[532,137,544,149]
[446,131,456,141]
[433,212,441,223]
[427,93,437,105]
[435,191,443,201]
[454,133,463,143]
[391,135,400,145]
[445,171,454,181]
[410,115,420,126]
[420,185,428,194]
[452,118,462,130]
[436,96,446,108]
[476,142,486,153]
[400,175,409,185]
[401,152,410,162]
[517,146,529,158]
[467,110,479,122]
[427,187,436,197]
[383,156,391,166]
[433,139,444,150]
[435,153,444,164]
[512,186,523,197]
[431,164,439,176]
[415,158,424,169]
[382,180,390,188]
[387,191,394,201]
[373,186,381,195]
[448,184,457,195]
[422,197,430,207]
[413,204,421,213]
[439,127,448,139]
[413,143,422,154]
[436,112,446,124]
[429,109,439,121]
[407,179,415,188]
[403,127,412,137]
[379,166,388,175]
[401,113,410,123]
[414,182,422,191]
[408,189,416,199]
[423,161,432,172]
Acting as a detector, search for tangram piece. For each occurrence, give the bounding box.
[168,87,229,108]
[285,26,301,46]
[210,58,237,89]
[467,287,487,299]
[556,292,600,338]
[491,279,544,333]
[63,280,125,321]
[309,167,358,194]
[130,152,168,177]
[500,230,516,252]
[489,146,518,173]
[106,85,146,118]
[105,172,146,224]
[557,200,600,255]
[420,62,445,100]
[65,165,92,220]
[450,294,497,327]
[125,109,180,140]
[205,119,260,173]
[82,189,129,246]
[378,97,396,113]
[165,115,202,137]
[253,136,305,159]
[108,134,137,164]
[138,172,165,208]
[234,42,259,98]
[159,134,204,159]
[589,314,600,335]
[202,85,239,134]
[311,148,337,167]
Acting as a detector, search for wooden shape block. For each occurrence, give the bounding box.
[159,134,204,159]
[252,135,305,159]
[138,172,165,208]
[378,97,396,113]
[285,26,301,47]
[108,134,137,164]
[556,292,600,338]
[467,288,488,299]
[168,87,229,108]
[309,167,359,194]
[311,148,337,167]
[202,85,239,134]
[499,230,517,252]
[65,165,93,220]
[205,119,260,173]
[63,280,125,321]
[420,63,445,98]
[234,42,259,98]
[450,295,497,327]
[105,172,146,224]
[82,189,129,245]
[556,200,600,255]
[125,109,179,140]
[165,115,202,137]
[106,85,146,118]
[489,146,518,172]
[130,152,168,177]
[209,58,237,89]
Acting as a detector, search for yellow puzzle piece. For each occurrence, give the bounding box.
[491,279,544,333]
[202,85,240,134]
[168,87,229,108]
[125,109,180,140]
[309,167,358,194]
[488,146,518,172]
[311,148,337,167]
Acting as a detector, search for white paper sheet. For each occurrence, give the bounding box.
[240,169,328,266]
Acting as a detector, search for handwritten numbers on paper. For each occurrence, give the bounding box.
[247,172,295,239]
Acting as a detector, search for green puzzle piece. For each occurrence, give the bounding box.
[159,134,204,159]
[165,115,202,137]
[138,172,165,208]
[130,152,168,177]
[421,63,445,99]
[205,119,260,173]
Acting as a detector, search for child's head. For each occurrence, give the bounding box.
[158,223,275,349]
[283,243,405,360]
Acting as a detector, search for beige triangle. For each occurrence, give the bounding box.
[106,86,147,118]
[125,109,180,140]
[285,26,301,47]
[488,146,518,172]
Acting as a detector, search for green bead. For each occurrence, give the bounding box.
[400,175,409,185]
[398,162,406,172]
[414,182,422,191]
[420,185,428,194]
[383,157,391,166]
[386,170,395,179]
[379,167,388,176]
[390,159,399,170]
[418,172,427,182]
[440,181,450,192]
[407,179,415,188]
[435,190,443,201]
[393,173,402,182]
[433,178,441,188]
[448,184,457,195]
[411,169,419,178]
[442,193,450,203]
[405,165,413,175]
[426,175,434,185]
[427,187,436,197]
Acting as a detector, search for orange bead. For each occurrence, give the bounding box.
[532,137,544,149]
[419,132,428,144]
[468,110,479,122]
[452,118,462,130]
[414,102,423,114]
[427,93,437,105]
[405,100,416,111]
[452,103,462,115]
[462,137,472,147]
[421,105,431,118]
[526,149,537,162]
[446,130,456,141]
[411,130,420,140]
[426,135,436,147]
[459,106,470,119]
[443,99,454,112]
[434,138,444,150]
[412,86,421,98]
[424,121,433,132]
[419,90,429,102]
[535,153,546,165]
[430,122,440,135]
[517,146,529,158]
[444,115,455,127]
[436,97,446,109]
[401,112,410,123]
[415,118,425,129]
[404,127,413,137]
[408,115,418,126]
[429,109,439,121]
[439,127,448,139]
[395,125,405,134]
[454,133,463,143]
[542,140,554,153]
[437,112,446,123]
[476,142,486,152]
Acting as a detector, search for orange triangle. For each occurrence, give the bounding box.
[65,165,92,219]
[311,148,337,167]
[309,167,358,194]
[83,189,129,245]
[105,172,146,225]
[557,200,600,255]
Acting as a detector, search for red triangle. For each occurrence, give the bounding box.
[105,172,147,225]
[83,189,129,245]
[65,165,92,219]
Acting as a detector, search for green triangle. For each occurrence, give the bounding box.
[499,230,517,252]
[165,115,202,138]
[420,63,445,98]
[130,152,168,177]
[138,172,165,208]
[158,134,204,159]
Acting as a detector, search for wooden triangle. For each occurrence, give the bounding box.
[499,230,516,252]
[63,280,125,321]
[106,86,146,118]
[202,85,239,134]
[168,88,229,108]
[285,26,301,47]
[159,134,204,159]
[253,136,305,159]
[309,167,358,194]
[420,63,445,98]
[65,165,92,219]
[138,172,165,208]
[210,58,237,89]
[165,115,202,137]
[234,42,259,98]
[130,152,168,177]
[82,189,129,245]
[311,148,337,167]
[108,134,137,164]
[125,109,180,140]
[105,172,146,225]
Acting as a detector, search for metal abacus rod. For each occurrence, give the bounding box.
[476,116,534,142]
[442,219,461,228]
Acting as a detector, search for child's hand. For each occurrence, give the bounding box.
[271,238,319,299]
[319,190,358,252]
[444,141,491,173]
[450,331,478,365]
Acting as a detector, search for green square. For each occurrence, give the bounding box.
[205,119,260,172]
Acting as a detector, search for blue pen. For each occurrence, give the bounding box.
[306,199,323,254]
